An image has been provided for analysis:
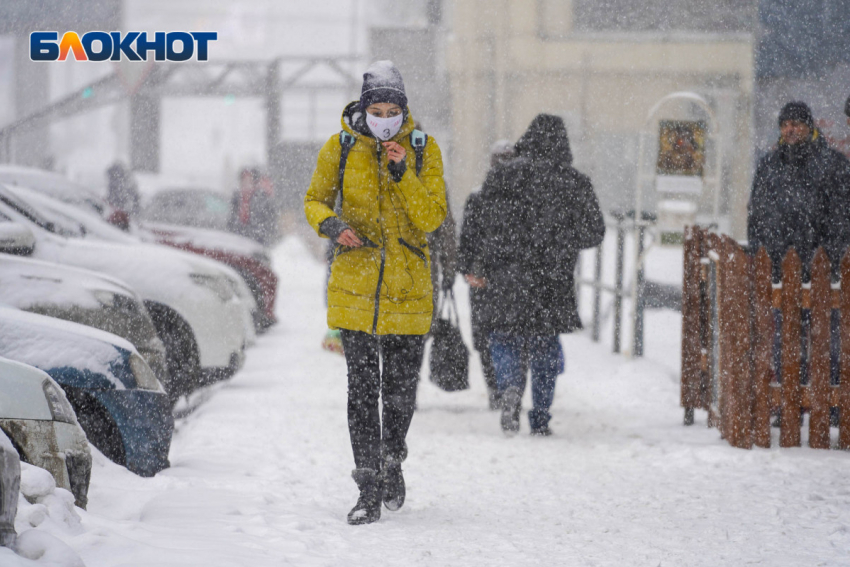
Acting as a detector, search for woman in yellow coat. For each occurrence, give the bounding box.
[304,61,446,525]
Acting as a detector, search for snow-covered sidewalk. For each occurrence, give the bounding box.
[13,236,850,566]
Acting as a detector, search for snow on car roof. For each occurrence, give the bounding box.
[6,185,139,245]
[0,166,104,208]
[0,254,139,311]
[144,222,265,256]
[0,189,233,292]
[0,307,134,389]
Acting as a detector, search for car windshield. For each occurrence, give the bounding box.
[144,189,230,229]
[0,188,57,232]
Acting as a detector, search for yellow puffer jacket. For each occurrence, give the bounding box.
[305,102,447,335]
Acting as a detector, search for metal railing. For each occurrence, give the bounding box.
[576,210,656,356]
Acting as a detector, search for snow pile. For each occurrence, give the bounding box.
[0,463,85,567]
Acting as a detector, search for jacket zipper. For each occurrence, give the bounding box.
[372,246,386,335]
[398,238,428,267]
[372,141,385,335]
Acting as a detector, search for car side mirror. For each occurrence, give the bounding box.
[0,222,35,256]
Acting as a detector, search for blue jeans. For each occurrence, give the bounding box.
[489,333,564,429]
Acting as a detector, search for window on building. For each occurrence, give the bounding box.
[538,0,574,40]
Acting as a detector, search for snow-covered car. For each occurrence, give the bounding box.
[0,430,19,548]
[0,357,90,508]
[0,186,249,392]
[0,308,173,477]
[141,222,278,331]
[0,171,269,335]
[6,185,259,348]
[0,165,103,215]
[142,188,231,231]
[0,254,170,394]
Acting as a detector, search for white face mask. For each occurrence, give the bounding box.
[365,112,404,141]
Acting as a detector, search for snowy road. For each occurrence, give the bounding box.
[19,237,850,566]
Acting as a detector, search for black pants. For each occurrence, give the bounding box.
[340,330,425,471]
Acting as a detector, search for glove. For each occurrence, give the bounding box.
[319,217,351,242]
[387,159,407,183]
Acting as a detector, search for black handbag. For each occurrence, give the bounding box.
[429,289,470,392]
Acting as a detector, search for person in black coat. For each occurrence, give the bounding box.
[748,102,850,281]
[469,114,605,435]
[458,141,522,410]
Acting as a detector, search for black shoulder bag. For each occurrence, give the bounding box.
[429,288,469,392]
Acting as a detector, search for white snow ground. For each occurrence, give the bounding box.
[9,235,850,566]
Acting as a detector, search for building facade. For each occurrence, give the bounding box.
[445,0,756,237]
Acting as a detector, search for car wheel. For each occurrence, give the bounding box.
[144,302,201,400]
[62,389,126,466]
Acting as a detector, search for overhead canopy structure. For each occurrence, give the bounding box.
[0,56,360,172]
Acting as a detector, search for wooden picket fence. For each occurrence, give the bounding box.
[680,226,850,450]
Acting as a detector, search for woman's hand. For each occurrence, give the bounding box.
[465,274,487,288]
[383,141,407,163]
[337,229,363,248]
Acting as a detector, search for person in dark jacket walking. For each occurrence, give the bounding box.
[458,140,521,410]
[469,114,605,435]
[748,102,850,280]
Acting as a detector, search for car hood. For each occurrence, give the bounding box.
[0,307,134,390]
[29,230,228,300]
[0,253,140,311]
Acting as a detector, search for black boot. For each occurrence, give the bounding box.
[347,468,381,525]
[382,457,406,511]
[529,408,552,436]
[487,387,501,411]
[500,387,521,435]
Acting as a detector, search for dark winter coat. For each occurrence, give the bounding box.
[470,114,605,336]
[748,133,850,280]
[458,188,491,351]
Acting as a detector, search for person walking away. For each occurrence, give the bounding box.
[304,61,447,525]
[470,114,605,436]
[105,162,140,230]
[458,140,521,410]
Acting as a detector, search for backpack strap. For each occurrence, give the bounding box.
[338,131,356,204]
[409,129,428,176]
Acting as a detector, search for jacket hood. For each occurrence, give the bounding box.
[514,114,573,165]
[341,101,414,142]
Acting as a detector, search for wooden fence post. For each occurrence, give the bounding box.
[718,238,753,449]
[809,248,832,449]
[840,254,850,450]
[780,249,803,448]
[698,229,712,418]
[752,247,773,448]
[681,226,702,424]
